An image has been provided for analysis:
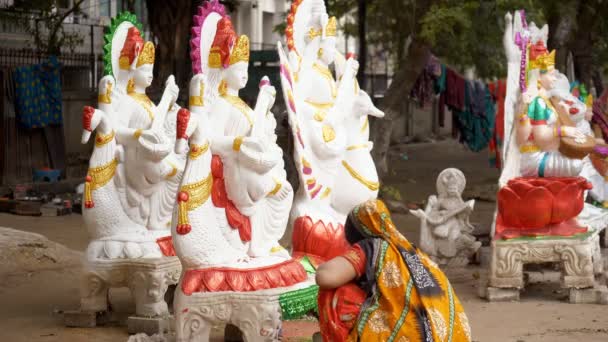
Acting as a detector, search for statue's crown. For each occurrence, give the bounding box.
[208,17,249,68]
[528,41,555,72]
[119,27,143,70]
[325,17,337,37]
[136,41,155,67]
[229,35,250,65]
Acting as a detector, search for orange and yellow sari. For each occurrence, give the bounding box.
[319,200,471,342]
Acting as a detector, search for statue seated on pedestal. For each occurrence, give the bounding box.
[412,168,480,266]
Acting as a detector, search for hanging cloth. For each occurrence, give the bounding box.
[488,79,506,168]
[453,82,494,152]
[13,56,62,129]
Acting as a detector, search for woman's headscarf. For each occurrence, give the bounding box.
[346,199,471,342]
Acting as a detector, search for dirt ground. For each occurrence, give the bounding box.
[1,140,608,342]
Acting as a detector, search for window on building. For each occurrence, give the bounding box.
[99,0,111,17]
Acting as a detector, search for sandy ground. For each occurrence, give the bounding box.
[1,140,607,342]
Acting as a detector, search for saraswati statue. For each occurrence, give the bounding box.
[171,2,316,340]
[82,12,183,260]
[278,0,384,268]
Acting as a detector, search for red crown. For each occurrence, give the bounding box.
[119,27,144,66]
[211,17,237,68]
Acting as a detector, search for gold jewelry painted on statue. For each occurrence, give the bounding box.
[519,144,540,153]
[320,187,332,199]
[268,177,282,196]
[208,47,222,68]
[361,117,369,132]
[347,143,370,151]
[189,82,205,107]
[127,78,135,94]
[218,79,228,96]
[233,136,244,151]
[307,27,322,40]
[305,100,333,110]
[270,245,285,253]
[189,142,210,159]
[322,124,336,142]
[119,55,131,70]
[603,201,608,208]
[325,17,337,37]
[313,63,337,98]
[165,162,178,179]
[313,111,326,122]
[222,94,253,127]
[318,48,324,59]
[95,130,115,147]
[136,41,155,67]
[176,173,213,229]
[98,82,112,104]
[84,158,118,209]
[229,35,250,65]
[537,79,541,90]
[133,129,143,139]
[128,92,155,121]
[342,160,380,191]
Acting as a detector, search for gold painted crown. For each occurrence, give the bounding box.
[529,50,555,72]
[209,35,250,68]
[136,41,155,67]
[229,35,250,65]
[325,17,337,37]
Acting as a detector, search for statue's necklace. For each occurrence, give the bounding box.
[128,91,155,121]
[313,63,337,98]
[221,94,253,128]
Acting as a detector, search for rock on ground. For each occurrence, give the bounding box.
[0,226,82,277]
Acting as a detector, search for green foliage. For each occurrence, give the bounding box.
[1,0,86,55]
[380,185,402,201]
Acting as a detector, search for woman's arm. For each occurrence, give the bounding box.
[315,256,358,290]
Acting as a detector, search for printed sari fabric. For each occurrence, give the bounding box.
[320,200,472,342]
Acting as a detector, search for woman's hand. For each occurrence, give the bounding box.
[316,257,358,289]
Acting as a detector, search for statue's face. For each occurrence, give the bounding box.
[442,171,460,197]
[225,62,249,90]
[539,69,557,90]
[319,37,337,65]
[134,64,153,88]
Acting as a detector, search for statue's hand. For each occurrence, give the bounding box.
[139,129,167,145]
[242,136,264,153]
[164,75,179,104]
[562,126,586,141]
[258,77,276,111]
[189,74,205,99]
[98,76,114,97]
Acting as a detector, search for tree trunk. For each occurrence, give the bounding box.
[569,0,603,95]
[357,0,367,87]
[145,0,196,97]
[371,37,430,176]
[546,1,578,73]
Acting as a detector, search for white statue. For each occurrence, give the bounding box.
[411,168,480,266]
[170,3,315,339]
[82,13,183,259]
[277,0,384,267]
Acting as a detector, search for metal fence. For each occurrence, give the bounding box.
[0,48,104,90]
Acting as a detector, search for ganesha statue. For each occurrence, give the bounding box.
[277,0,384,268]
[171,2,315,341]
[495,12,595,239]
[411,168,480,267]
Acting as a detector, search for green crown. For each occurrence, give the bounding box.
[103,11,143,76]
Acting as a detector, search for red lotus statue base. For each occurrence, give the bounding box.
[495,177,592,240]
[291,216,351,268]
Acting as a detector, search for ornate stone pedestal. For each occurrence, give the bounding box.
[174,277,316,342]
[64,256,181,333]
[485,228,607,304]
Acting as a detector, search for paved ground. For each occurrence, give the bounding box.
[1,140,608,341]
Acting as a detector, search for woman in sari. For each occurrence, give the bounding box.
[316,199,471,342]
